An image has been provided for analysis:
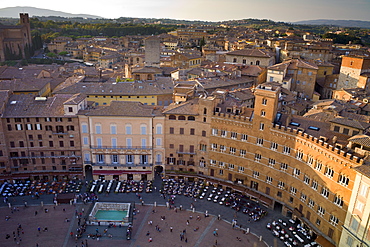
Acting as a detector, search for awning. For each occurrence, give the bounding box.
[316,235,336,247]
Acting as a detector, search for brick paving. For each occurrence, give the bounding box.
[0,203,268,247]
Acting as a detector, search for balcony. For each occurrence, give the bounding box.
[90,145,153,151]
[90,162,153,167]
[176,149,196,155]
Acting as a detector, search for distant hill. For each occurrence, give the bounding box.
[0,6,102,19]
[294,19,370,29]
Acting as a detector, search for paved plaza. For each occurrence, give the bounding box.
[0,176,287,247]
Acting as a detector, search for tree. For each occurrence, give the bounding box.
[46,52,57,58]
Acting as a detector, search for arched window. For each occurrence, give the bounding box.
[203,108,207,114]
[169,115,176,120]
[256,60,260,65]
[188,116,195,121]
[178,116,186,120]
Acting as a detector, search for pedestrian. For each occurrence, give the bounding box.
[148,237,153,242]
[37,227,41,233]
[215,239,218,245]
[170,226,173,232]
[35,211,38,216]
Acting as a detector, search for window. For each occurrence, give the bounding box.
[16,124,23,130]
[321,187,329,198]
[141,138,147,148]
[110,125,117,134]
[228,163,235,170]
[156,125,162,134]
[333,126,340,132]
[346,236,354,247]
[49,141,54,147]
[140,125,147,135]
[307,155,314,166]
[253,170,260,178]
[156,138,162,146]
[311,180,318,190]
[262,98,267,105]
[329,215,339,226]
[238,166,244,173]
[59,141,64,147]
[97,154,104,163]
[308,199,315,208]
[293,168,301,177]
[111,138,117,148]
[315,160,322,171]
[300,193,307,202]
[95,125,101,134]
[218,161,225,168]
[190,128,195,135]
[220,130,227,137]
[360,184,368,197]
[259,123,264,130]
[290,186,297,195]
[324,166,334,178]
[278,181,285,189]
[316,219,321,226]
[338,174,349,187]
[229,147,236,155]
[112,154,119,164]
[256,138,263,145]
[202,130,206,137]
[355,201,364,212]
[126,125,132,134]
[317,206,325,216]
[283,146,290,154]
[179,128,184,135]
[46,125,53,131]
[140,155,148,164]
[211,143,217,151]
[126,155,133,164]
[254,153,261,162]
[220,145,226,153]
[334,194,344,207]
[240,149,246,157]
[212,128,218,136]
[268,158,276,167]
[271,142,278,151]
[97,138,102,148]
[343,128,349,135]
[296,150,304,160]
[241,134,248,141]
[200,144,207,152]
[230,132,237,139]
[26,124,33,130]
[303,175,310,185]
[70,141,75,147]
[169,127,174,134]
[219,169,224,175]
[266,176,273,184]
[83,137,89,145]
[280,163,288,171]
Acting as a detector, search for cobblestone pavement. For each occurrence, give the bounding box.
[0,175,285,247]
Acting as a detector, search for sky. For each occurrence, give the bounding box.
[1,0,370,22]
